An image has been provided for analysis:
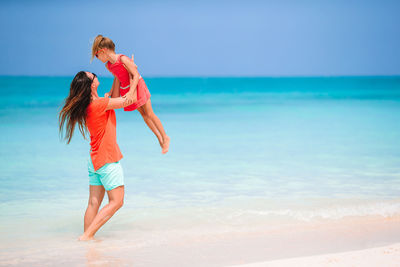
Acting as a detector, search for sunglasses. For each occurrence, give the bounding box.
[95,48,105,58]
[91,72,97,82]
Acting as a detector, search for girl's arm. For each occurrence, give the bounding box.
[105,95,134,110]
[120,55,139,102]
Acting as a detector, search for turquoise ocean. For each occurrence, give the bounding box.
[1,76,400,266]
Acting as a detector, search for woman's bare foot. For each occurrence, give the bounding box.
[161,136,170,154]
[78,234,94,241]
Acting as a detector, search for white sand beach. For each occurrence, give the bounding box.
[228,242,400,267]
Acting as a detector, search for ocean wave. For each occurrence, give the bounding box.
[226,200,400,222]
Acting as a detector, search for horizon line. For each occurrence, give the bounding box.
[1,74,400,79]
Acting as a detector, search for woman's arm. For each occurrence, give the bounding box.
[104,64,113,97]
[111,77,120,98]
[120,55,139,102]
[105,96,134,110]
[104,64,121,98]
[105,77,117,98]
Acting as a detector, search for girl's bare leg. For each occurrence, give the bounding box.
[137,99,170,154]
[137,105,163,147]
[84,185,106,232]
[79,186,124,241]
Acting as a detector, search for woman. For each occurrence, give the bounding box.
[59,71,134,241]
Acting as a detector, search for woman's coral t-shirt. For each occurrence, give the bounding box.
[86,97,123,171]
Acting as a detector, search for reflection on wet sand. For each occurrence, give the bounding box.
[85,239,125,267]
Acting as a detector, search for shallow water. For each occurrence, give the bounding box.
[1,76,400,265]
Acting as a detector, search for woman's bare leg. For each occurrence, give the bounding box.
[79,185,124,240]
[137,99,170,154]
[84,185,105,232]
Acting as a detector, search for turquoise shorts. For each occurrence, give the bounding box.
[88,157,124,191]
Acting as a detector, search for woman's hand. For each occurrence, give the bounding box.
[104,92,111,98]
[123,94,134,105]
[125,90,137,103]
[106,95,134,110]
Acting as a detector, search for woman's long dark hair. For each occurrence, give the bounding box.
[59,71,92,144]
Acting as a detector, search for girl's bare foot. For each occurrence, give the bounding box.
[78,234,94,241]
[162,136,170,154]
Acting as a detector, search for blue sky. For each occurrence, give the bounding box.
[0,0,399,77]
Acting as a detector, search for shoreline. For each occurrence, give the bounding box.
[107,216,400,267]
[1,216,399,266]
[227,242,400,267]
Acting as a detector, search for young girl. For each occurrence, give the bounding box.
[91,34,170,154]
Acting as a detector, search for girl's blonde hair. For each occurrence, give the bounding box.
[91,35,115,61]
